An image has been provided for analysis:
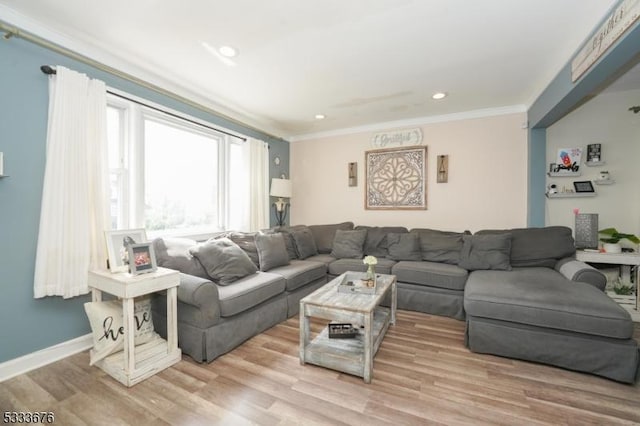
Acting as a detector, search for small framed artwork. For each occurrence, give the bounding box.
[573,180,595,193]
[105,228,148,273]
[127,243,157,275]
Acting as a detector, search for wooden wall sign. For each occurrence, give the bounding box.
[572,0,640,82]
[371,128,423,148]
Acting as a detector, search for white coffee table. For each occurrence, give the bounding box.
[299,272,397,383]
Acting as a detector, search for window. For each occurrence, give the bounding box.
[107,94,248,238]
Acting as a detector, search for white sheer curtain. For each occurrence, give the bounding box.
[34,66,110,299]
[246,138,269,231]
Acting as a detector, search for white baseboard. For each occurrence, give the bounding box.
[0,334,93,382]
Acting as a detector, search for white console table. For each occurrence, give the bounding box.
[87,267,181,386]
[576,250,640,322]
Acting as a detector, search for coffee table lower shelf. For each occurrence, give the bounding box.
[302,307,390,378]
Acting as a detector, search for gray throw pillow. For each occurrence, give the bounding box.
[411,228,467,265]
[458,233,512,271]
[189,238,258,285]
[222,232,259,267]
[291,227,318,259]
[255,233,290,272]
[308,222,355,254]
[265,225,306,260]
[152,237,208,279]
[386,232,422,261]
[331,229,367,259]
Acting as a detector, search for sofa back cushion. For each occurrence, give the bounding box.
[331,229,367,259]
[476,226,575,268]
[410,228,467,265]
[386,232,422,261]
[355,226,408,257]
[308,222,354,254]
[152,237,208,279]
[458,233,512,271]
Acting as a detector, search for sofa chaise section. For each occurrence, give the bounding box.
[464,266,639,383]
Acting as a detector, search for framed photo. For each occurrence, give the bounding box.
[573,180,595,193]
[586,143,601,163]
[105,229,148,273]
[127,243,157,275]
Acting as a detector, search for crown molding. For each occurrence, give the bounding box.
[288,105,528,142]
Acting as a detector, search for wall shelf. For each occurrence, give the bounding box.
[0,175,8,178]
[586,161,606,166]
[547,171,582,177]
[594,179,615,185]
[546,192,596,198]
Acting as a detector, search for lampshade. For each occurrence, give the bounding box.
[270,178,292,198]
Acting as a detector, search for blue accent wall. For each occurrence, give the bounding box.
[527,128,547,226]
[0,37,288,363]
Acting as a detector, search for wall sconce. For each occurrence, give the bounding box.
[437,155,448,183]
[270,178,292,227]
[348,162,357,186]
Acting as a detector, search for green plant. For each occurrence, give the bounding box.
[613,279,634,296]
[598,228,640,245]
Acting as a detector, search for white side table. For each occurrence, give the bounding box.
[87,267,181,386]
[576,250,640,321]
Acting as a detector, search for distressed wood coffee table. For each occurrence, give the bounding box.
[299,272,397,383]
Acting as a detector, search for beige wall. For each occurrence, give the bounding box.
[546,89,640,240]
[290,112,528,232]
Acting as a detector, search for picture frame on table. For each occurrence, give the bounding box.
[105,228,148,273]
[127,243,157,275]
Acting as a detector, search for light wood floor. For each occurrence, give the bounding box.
[2,311,639,425]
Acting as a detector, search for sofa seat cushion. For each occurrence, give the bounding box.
[304,254,336,270]
[217,272,285,317]
[267,260,327,291]
[392,261,468,291]
[464,268,634,339]
[329,258,396,276]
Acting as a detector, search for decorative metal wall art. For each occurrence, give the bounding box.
[365,146,427,210]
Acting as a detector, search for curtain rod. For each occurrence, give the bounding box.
[41,65,247,141]
[0,21,280,141]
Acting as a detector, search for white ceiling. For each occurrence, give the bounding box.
[0,0,620,140]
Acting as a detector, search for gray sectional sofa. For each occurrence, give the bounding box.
[150,223,640,383]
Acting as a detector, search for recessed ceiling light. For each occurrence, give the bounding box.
[201,42,237,67]
[432,92,447,100]
[219,45,238,58]
[315,114,326,120]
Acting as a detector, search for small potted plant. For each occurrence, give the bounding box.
[599,228,640,253]
[612,278,634,296]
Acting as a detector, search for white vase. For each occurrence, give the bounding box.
[603,243,622,253]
